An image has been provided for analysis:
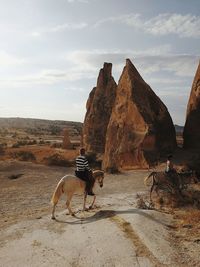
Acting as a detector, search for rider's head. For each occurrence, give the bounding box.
[80,148,86,155]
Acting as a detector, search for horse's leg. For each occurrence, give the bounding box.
[66,193,74,216]
[89,195,96,210]
[51,204,56,220]
[155,185,159,197]
[83,193,87,211]
[150,184,154,202]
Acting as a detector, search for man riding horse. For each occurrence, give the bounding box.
[165,154,178,186]
[75,148,95,196]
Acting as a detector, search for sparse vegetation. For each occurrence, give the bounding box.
[0,144,5,155]
[86,152,102,168]
[45,153,74,167]
[8,173,24,180]
[136,194,151,209]
[0,118,81,164]
[12,151,36,161]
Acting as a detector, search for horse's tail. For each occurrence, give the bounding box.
[51,179,65,205]
[144,172,156,186]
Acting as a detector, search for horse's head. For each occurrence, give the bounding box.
[178,169,198,185]
[93,170,104,188]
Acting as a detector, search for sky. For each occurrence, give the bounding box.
[0,0,200,125]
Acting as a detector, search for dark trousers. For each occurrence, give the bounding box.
[75,170,94,193]
[165,169,177,186]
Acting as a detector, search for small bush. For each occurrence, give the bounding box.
[136,194,150,209]
[51,143,62,148]
[8,173,24,180]
[14,151,36,161]
[45,153,74,167]
[0,144,5,155]
[105,167,120,174]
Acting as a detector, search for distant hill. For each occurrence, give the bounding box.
[174,124,184,134]
[0,117,82,136]
[0,117,183,137]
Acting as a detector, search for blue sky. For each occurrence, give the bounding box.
[0,0,199,125]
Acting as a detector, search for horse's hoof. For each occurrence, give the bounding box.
[71,213,75,217]
[51,216,56,220]
[89,206,93,210]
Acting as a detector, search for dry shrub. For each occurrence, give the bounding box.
[179,209,200,225]
[12,151,36,161]
[45,153,74,167]
[0,144,5,155]
[150,190,183,209]
[8,173,24,180]
[136,194,150,209]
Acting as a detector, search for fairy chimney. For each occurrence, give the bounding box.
[82,62,117,154]
[183,61,200,149]
[103,59,177,172]
[62,128,73,149]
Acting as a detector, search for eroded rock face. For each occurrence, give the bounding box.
[183,62,200,149]
[103,59,176,171]
[82,63,117,154]
[62,128,73,149]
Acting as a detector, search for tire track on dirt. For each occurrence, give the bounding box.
[110,215,168,267]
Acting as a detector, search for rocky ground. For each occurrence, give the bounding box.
[0,160,200,267]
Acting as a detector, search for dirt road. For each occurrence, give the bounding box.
[0,161,199,266]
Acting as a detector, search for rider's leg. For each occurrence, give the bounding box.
[86,170,95,196]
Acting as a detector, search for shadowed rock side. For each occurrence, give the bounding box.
[82,63,117,154]
[103,59,176,171]
[183,61,200,149]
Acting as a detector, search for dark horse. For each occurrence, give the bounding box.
[144,170,197,201]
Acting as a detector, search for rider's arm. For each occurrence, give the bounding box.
[84,157,91,171]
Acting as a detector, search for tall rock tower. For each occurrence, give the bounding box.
[183,61,200,149]
[103,59,177,171]
[62,128,73,149]
[82,63,117,155]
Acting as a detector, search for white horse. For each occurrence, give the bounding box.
[51,170,104,219]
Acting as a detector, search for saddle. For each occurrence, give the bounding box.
[75,170,87,182]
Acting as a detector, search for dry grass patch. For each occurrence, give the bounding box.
[176,209,200,227]
[1,145,78,165]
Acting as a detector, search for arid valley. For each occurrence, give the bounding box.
[0,118,200,267]
[1,0,200,266]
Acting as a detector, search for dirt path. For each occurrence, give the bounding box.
[0,161,199,266]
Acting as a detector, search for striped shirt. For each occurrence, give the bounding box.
[76,155,91,171]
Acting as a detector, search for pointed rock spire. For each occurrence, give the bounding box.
[183,61,200,149]
[82,62,117,154]
[103,59,176,171]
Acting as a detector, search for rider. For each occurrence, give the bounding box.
[165,154,177,182]
[75,148,95,196]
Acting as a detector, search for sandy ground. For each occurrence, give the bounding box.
[0,160,200,267]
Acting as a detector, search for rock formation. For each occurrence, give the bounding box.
[82,63,117,154]
[62,128,73,149]
[103,59,177,171]
[183,61,200,149]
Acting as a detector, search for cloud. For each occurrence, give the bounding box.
[0,51,25,66]
[66,49,199,77]
[145,14,200,38]
[95,13,200,38]
[31,22,87,37]
[133,54,199,77]
[0,48,198,90]
[66,45,172,69]
[0,68,96,88]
